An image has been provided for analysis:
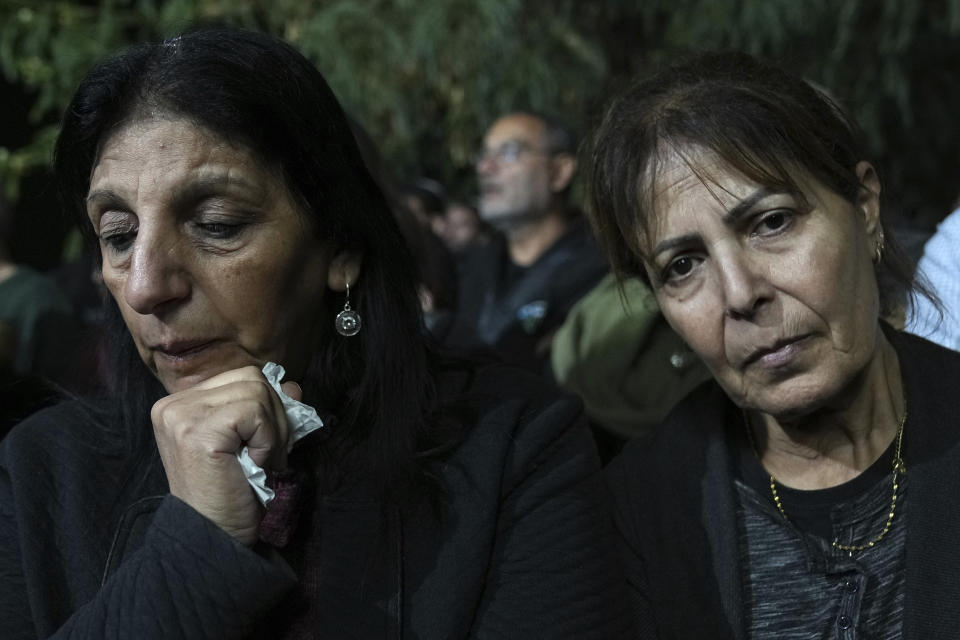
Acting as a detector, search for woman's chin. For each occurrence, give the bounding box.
[730,374,850,422]
[158,371,221,394]
[150,349,266,394]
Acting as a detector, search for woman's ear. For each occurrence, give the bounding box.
[855,160,882,235]
[327,251,363,291]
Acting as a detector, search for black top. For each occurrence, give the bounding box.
[0,359,633,639]
[735,422,898,540]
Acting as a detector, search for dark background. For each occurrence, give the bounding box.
[2,0,958,269]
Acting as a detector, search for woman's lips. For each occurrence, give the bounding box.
[744,334,812,369]
[154,339,217,360]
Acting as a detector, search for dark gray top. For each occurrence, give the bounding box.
[605,328,960,640]
[736,467,907,638]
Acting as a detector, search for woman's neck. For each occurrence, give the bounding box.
[748,331,905,490]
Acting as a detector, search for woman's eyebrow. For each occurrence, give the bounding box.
[721,186,777,225]
[169,172,263,208]
[652,233,700,259]
[87,172,263,212]
[85,189,127,212]
[651,186,782,259]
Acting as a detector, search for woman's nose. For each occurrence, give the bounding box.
[122,232,190,315]
[718,252,772,320]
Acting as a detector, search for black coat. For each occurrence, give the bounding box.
[446,221,607,374]
[606,330,960,639]
[0,361,633,639]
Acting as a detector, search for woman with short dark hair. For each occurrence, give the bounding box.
[588,52,959,639]
[0,28,631,639]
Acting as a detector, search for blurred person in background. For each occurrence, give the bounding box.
[348,122,459,337]
[431,199,489,254]
[403,176,446,227]
[0,191,77,383]
[0,192,84,432]
[446,111,606,373]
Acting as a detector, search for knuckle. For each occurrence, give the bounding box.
[151,397,177,428]
[240,364,265,379]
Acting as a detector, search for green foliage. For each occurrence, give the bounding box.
[1,0,958,224]
[281,0,607,186]
[579,0,960,224]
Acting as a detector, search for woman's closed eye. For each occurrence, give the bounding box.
[187,195,258,242]
[196,220,247,240]
[99,219,138,254]
[101,231,136,253]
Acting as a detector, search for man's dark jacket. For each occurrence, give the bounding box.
[446,220,606,373]
[606,330,960,639]
[0,362,632,639]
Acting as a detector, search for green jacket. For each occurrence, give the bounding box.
[551,274,710,439]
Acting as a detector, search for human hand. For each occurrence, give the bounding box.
[151,365,302,546]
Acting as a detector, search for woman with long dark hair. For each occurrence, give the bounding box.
[0,28,630,639]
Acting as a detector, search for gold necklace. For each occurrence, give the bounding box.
[743,404,907,552]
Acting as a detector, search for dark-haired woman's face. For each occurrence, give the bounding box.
[86,118,351,393]
[644,148,884,420]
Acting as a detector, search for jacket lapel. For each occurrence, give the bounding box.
[702,417,747,640]
[896,332,960,640]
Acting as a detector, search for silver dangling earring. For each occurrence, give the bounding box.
[335,282,362,337]
[874,227,886,264]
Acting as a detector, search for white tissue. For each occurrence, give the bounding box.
[237,362,324,506]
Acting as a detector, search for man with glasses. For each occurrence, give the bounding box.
[445,111,606,374]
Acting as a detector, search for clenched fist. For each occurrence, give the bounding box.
[151,365,302,546]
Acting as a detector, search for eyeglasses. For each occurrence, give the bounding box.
[473,140,550,166]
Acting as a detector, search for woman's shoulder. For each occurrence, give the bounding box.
[605,379,729,495]
[603,380,735,560]
[894,326,960,371]
[435,356,582,427]
[892,328,960,407]
[430,355,592,474]
[619,379,729,453]
[890,328,960,443]
[1,397,127,471]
